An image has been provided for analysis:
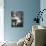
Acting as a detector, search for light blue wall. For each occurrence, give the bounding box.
[40,0,46,27]
[4,0,40,42]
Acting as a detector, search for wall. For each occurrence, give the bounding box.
[0,0,4,42]
[4,0,40,42]
[40,0,46,26]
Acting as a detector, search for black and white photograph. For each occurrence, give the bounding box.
[11,11,24,27]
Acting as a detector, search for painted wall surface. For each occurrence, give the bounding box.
[40,0,46,27]
[0,0,4,42]
[4,0,40,42]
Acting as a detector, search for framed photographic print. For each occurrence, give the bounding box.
[11,11,24,27]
